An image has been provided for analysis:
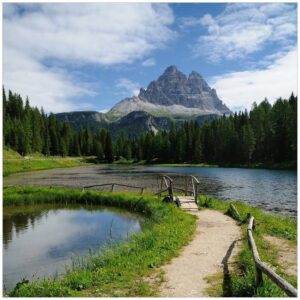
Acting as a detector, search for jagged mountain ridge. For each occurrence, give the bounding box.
[109,65,231,117]
[55,65,231,136]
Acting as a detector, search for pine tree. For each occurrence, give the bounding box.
[241,124,256,163]
[93,140,103,159]
[3,87,10,146]
[124,143,132,160]
[105,132,114,162]
[70,134,81,156]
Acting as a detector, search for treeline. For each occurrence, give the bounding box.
[135,95,297,165]
[3,88,297,166]
[3,88,114,161]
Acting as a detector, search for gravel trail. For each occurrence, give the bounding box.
[160,197,242,297]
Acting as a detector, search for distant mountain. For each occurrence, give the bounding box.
[55,65,231,136]
[55,110,172,137]
[55,111,109,131]
[109,65,231,117]
[110,111,172,136]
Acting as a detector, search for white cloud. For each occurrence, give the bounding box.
[210,48,297,111]
[99,109,109,113]
[142,58,156,67]
[179,16,202,29]
[3,47,94,113]
[187,3,296,62]
[116,78,140,97]
[3,3,174,112]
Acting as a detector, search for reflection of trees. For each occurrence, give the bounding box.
[3,209,48,249]
[3,204,142,250]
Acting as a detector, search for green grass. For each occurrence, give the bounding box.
[198,195,297,297]
[3,186,196,297]
[3,148,95,177]
[113,158,147,165]
[113,158,135,164]
[154,163,218,168]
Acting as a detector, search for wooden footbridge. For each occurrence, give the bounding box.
[82,174,200,207]
[82,174,200,213]
[154,174,200,210]
[155,174,199,201]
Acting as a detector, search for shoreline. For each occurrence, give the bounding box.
[3,186,297,297]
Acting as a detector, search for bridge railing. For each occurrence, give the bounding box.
[156,174,200,203]
[190,175,200,204]
[155,174,174,198]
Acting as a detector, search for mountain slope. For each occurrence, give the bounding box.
[110,111,172,136]
[55,111,110,131]
[109,65,231,117]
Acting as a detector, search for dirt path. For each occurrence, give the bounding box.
[159,197,242,297]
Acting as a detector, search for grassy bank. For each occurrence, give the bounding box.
[155,163,218,168]
[197,195,297,297]
[3,148,96,177]
[3,186,196,297]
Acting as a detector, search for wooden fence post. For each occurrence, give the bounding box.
[168,181,173,199]
[247,217,297,296]
[194,183,198,204]
[256,263,263,287]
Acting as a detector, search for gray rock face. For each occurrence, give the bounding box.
[55,111,109,131]
[110,65,231,116]
[110,111,172,137]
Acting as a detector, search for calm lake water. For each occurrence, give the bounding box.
[3,204,142,291]
[4,164,297,217]
[147,166,297,217]
[90,165,296,217]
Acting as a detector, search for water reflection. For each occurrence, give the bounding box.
[3,204,142,291]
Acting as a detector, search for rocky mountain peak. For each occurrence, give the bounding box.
[156,65,187,84]
[188,70,203,79]
[110,65,232,117]
[162,65,181,75]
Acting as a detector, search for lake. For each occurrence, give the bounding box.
[148,166,297,217]
[3,204,142,291]
[4,164,297,217]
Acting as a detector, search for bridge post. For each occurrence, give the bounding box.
[168,181,173,200]
[185,177,188,196]
[194,183,198,204]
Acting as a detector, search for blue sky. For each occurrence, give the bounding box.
[3,3,297,113]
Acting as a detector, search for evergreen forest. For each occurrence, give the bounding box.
[3,88,297,166]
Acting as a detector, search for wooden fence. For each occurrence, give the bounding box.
[247,216,297,297]
[82,183,145,194]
